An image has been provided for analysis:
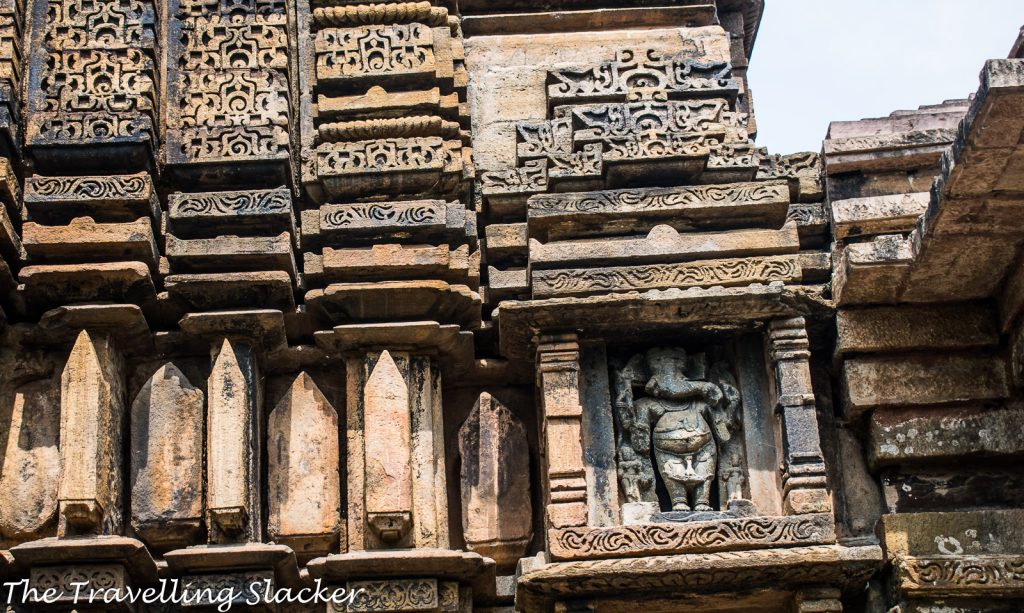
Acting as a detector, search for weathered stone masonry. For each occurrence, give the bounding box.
[0,2,1021,612]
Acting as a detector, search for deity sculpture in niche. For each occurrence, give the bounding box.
[612,347,748,520]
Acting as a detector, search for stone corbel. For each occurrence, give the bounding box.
[768,317,831,514]
[536,333,589,530]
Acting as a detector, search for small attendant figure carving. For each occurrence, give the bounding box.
[613,347,742,514]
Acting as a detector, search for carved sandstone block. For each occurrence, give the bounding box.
[0,379,60,543]
[830,192,930,241]
[529,223,800,269]
[24,174,160,225]
[207,338,261,543]
[458,392,532,569]
[22,218,159,269]
[835,303,999,356]
[165,232,298,280]
[532,255,804,298]
[842,353,1010,419]
[268,373,341,560]
[527,180,790,241]
[363,351,413,545]
[167,188,295,238]
[58,330,126,537]
[130,363,204,551]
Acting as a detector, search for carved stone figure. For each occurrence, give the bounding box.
[613,347,742,515]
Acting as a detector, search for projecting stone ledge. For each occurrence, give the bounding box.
[516,544,882,612]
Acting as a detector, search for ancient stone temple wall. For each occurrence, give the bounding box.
[0,2,1021,612]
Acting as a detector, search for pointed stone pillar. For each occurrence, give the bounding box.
[537,334,589,531]
[458,392,533,570]
[0,379,60,543]
[268,372,341,561]
[362,350,413,546]
[207,338,262,543]
[768,317,831,515]
[130,363,205,551]
[346,349,449,550]
[57,330,126,537]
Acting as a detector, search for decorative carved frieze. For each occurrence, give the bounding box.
[345,578,438,612]
[24,174,159,225]
[532,255,802,298]
[548,514,836,561]
[180,570,275,609]
[314,24,451,87]
[896,555,1024,598]
[527,180,790,240]
[163,0,291,178]
[546,50,740,105]
[316,137,463,199]
[168,187,295,237]
[25,0,157,165]
[29,563,128,605]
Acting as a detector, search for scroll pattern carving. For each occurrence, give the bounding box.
[533,256,801,297]
[165,0,290,165]
[528,182,788,216]
[30,564,126,601]
[27,0,157,147]
[346,578,438,612]
[548,514,835,561]
[548,50,740,103]
[172,189,291,215]
[26,175,151,200]
[322,202,443,228]
[898,555,1024,595]
[315,24,436,82]
[498,48,757,196]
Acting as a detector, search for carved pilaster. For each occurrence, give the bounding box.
[458,392,533,569]
[130,363,204,551]
[346,349,448,550]
[537,334,589,530]
[207,338,262,543]
[267,372,342,561]
[57,330,126,537]
[768,317,830,514]
[0,378,60,543]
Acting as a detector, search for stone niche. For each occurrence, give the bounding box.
[544,320,835,563]
[601,335,778,525]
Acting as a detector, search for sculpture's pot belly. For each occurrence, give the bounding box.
[652,409,712,455]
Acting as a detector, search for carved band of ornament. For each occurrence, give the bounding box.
[318,137,453,174]
[548,514,835,561]
[898,556,1024,595]
[527,182,788,216]
[27,175,150,200]
[786,203,826,224]
[176,125,289,161]
[177,0,284,19]
[315,24,435,79]
[319,115,458,141]
[481,159,549,195]
[32,114,154,144]
[181,572,275,606]
[757,152,821,179]
[546,50,736,101]
[313,2,449,27]
[346,579,438,612]
[521,546,880,597]
[532,255,801,298]
[172,189,291,216]
[30,564,126,600]
[321,202,443,228]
